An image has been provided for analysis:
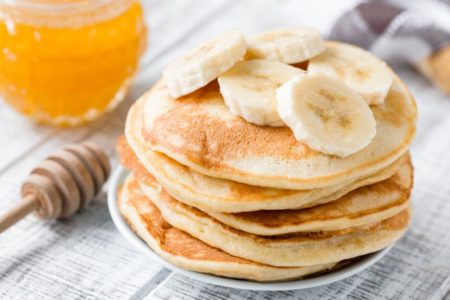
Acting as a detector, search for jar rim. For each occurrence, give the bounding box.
[0,0,126,12]
[0,0,136,27]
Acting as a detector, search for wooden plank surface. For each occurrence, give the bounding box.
[1,1,450,299]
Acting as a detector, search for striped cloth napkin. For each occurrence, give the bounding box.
[329,0,450,93]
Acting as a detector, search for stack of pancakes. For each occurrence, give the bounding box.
[117,47,417,282]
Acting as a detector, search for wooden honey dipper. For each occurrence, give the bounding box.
[0,142,110,233]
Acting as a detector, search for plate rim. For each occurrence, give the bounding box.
[107,166,392,291]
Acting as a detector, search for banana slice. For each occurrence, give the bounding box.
[246,28,325,64]
[308,43,393,105]
[276,73,376,157]
[163,30,247,98]
[218,60,304,127]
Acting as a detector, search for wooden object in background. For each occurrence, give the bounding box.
[0,142,110,233]
[417,45,450,94]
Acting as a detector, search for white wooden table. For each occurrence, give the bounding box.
[1,1,450,299]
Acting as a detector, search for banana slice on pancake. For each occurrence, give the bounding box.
[163,30,247,98]
[218,60,304,126]
[308,43,393,105]
[276,73,376,157]
[246,28,326,64]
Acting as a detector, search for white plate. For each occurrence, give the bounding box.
[108,166,392,291]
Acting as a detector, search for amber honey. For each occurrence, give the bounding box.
[0,0,147,125]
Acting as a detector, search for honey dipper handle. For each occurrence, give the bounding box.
[0,195,39,234]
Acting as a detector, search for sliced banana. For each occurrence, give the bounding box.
[276,73,376,157]
[308,43,393,105]
[163,30,247,98]
[246,28,325,64]
[218,60,304,127]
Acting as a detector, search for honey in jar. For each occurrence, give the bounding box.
[0,0,147,125]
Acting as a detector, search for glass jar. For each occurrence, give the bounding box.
[0,0,147,125]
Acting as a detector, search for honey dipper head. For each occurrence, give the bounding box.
[21,142,111,219]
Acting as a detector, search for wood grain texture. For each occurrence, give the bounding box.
[1,0,450,299]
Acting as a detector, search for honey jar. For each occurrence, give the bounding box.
[0,0,147,125]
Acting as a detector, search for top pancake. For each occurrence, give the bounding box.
[142,42,417,190]
[122,104,403,212]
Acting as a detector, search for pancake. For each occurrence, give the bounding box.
[119,174,338,282]
[119,135,412,235]
[135,159,412,235]
[137,174,410,267]
[122,105,404,212]
[141,42,417,190]
[206,158,412,235]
